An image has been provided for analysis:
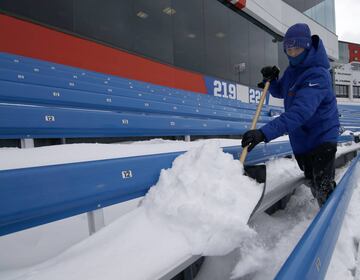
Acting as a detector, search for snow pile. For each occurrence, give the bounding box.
[143,142,263,256]
[196,184,319,280]
[232,185,319,279]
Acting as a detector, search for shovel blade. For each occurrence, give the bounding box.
[244,164,266,184]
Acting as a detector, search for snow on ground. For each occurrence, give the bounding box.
[196,159,360,280]
[196,184,319,280]
[0,138,359,280]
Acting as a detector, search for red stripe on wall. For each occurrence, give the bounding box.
[0,14,207,94]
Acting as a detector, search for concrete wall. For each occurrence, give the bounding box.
[241,0,339,60]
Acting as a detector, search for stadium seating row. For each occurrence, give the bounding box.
[0,52,277,140]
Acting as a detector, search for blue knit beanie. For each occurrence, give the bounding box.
[283,23,312,50]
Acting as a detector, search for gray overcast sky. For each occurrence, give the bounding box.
[335,0,360,43]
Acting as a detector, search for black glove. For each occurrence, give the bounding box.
[257,81,266,89]
[261,65,280,81]
[241,129,265,152]
[257,66,279,88]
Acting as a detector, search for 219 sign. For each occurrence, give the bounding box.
[213,80,237,100]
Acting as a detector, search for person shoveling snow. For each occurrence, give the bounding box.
[242,23,340,207]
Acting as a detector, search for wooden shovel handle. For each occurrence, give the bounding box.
[240,80,271,164]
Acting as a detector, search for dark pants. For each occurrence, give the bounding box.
[295,142,337,207]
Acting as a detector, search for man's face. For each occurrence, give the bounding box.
[286,47,305,57]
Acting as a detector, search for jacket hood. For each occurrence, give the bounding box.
[290,35,330,70]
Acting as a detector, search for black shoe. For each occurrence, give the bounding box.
[316,181,336,207]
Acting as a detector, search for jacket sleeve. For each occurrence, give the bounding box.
[260,72,328,142]
[268,76,284,99]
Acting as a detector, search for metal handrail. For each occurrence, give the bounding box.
[275,154,360,280]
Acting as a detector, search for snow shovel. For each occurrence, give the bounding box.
[239,81,308,220]
[239,80,271,184]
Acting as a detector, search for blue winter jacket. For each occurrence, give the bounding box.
[260,35,340,155]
